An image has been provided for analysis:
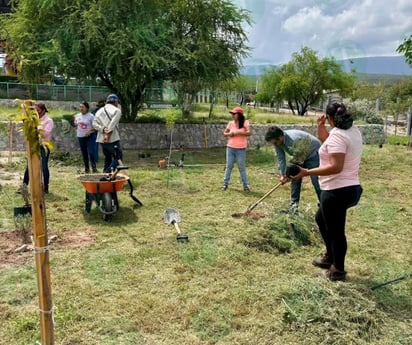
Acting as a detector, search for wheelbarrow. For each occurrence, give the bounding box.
[78,166,143,221]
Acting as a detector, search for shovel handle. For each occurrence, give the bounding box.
[247,182,283,211]
[172,220,182,235]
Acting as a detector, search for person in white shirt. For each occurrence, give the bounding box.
[92,94,123,173]
[74,101,97,173]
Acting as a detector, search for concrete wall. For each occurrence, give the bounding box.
[0,121,386,152]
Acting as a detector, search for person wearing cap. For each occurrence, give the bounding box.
[222,106,251,192]
[265,126,321,211]
[93,94,123,173]
[22,102,54,193]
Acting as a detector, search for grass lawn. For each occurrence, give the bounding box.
[0,144,411,345]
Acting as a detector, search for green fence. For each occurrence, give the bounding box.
[0,82,180,104]
[0,82,110,102]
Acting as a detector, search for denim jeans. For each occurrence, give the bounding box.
[78,135,98,172]
[23,146,50,191]
[223,147,249,187]
[290,154,321,204]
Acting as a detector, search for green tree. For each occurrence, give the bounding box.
[167,0,250,117]
[3,0,250,121]
[397,34,412,66]
[386,77,412,114]
[258,47,354,115]
[255,66,282,108]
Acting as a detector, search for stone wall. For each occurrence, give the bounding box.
[0,121,386,152]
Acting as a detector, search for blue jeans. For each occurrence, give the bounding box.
[23,146,50,191]
[223,147,249,187]
[78,135,98,172]
[290,154,321,204]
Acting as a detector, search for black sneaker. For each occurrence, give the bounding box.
[312,254,332,269]
[244,186,250,192]
[221,185,228,191]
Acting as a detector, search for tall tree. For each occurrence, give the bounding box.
[258,47,354,115]
[4,0,250,121]
[167,0,250,117]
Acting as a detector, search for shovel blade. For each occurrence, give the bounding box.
[164,208,181,224]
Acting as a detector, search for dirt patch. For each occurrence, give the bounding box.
[231,211,267,220]
[0,228,96,268]
[0,170,22,187]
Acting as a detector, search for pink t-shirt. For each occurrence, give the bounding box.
[319,126,362,190]
[39,115,54,143]
[225,120,250,149]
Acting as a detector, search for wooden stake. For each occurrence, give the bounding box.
[23,103,54,344]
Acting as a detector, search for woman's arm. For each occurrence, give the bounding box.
[317,115,329,142]
[293,153,345,179]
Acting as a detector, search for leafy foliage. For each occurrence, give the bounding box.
[344,98,383,124]
[4,0,250,121]
[290,137,312,164]
[397,34,412,66]
[258,47,355,115]
[15,99,54,154]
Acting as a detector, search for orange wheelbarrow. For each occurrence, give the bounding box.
[78,166,143,221]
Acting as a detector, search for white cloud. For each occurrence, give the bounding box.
[231,0,412,65]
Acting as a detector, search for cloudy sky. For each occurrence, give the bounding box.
[232,0,412,66]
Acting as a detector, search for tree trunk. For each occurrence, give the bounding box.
[288,100,295,115]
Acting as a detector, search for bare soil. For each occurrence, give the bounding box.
[0,228,96,268]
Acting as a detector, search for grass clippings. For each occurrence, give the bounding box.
[0,145,411,345]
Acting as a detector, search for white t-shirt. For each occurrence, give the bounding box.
[74,112,94,137]
[319,126,363,190]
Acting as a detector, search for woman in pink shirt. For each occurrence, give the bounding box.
[292,103,363,281]
[22,103,54,193]
[222,106,251,192]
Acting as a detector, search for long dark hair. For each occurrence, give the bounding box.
[326,102,353,130]
[80,101,90,111]
[237,113,245,129]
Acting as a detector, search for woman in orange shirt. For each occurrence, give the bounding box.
[222,106,251,192]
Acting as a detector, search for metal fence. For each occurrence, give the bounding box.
[0,82,109,102]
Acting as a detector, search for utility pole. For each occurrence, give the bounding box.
[21,100,54,344]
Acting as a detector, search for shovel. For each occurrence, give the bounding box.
[164,208,189,242]
[232,182,284,218]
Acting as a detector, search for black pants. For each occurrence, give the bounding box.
[23,146,50,191]
[101,141,123,173]
[315,185,363,271]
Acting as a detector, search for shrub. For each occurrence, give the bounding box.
[345,98,383,124]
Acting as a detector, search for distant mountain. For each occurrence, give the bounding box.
[241,56,412,76]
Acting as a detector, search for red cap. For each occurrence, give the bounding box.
[229,106,244,115]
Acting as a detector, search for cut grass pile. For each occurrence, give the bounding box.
[0,144,411,345]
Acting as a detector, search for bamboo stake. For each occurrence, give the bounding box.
[8,121,13,164]
[22,102,54,344]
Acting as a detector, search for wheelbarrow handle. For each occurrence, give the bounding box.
[127,179,143,206]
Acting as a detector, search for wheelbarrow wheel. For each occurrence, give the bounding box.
[102,192,113,221]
